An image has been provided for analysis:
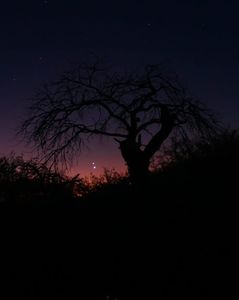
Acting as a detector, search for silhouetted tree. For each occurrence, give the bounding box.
[20,62,221,184]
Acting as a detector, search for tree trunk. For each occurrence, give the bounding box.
[119,138,150,185]
[127,156,150,185]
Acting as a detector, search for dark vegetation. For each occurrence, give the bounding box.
[0,130,238,299]
[1,59,235,299]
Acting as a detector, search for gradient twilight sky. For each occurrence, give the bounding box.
[1,0,239,176]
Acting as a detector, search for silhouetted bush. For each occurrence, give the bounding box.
[0,154,86,206]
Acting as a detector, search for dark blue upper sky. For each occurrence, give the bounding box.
[0,0,238,175]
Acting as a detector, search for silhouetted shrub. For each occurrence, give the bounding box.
[0,154,86,206]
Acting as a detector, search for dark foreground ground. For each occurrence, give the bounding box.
[0,149,238,299]
[0,193,237,299]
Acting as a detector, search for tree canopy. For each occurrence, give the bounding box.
[20,62,221,184]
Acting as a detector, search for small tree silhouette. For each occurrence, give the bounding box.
[20,62,221,184]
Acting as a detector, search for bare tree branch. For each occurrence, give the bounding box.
[19,62,222,184]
